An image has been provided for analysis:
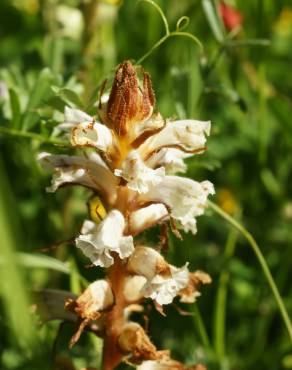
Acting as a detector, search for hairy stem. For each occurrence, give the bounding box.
[102,257,127,370]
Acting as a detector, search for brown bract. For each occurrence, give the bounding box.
[179,270,212,303]
[107,61,155,136]
[118,322,168,364]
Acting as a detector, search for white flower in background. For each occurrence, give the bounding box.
[56,5,84,40]
[76,210,134,267]
[115,151,165,193]
[143,264,189,305]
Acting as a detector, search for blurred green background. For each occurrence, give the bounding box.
[0,0,292,369]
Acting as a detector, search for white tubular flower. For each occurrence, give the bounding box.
[38,152,117,204]
[71,121,114,152]
[143,264,189,306]
[129,204,169,235]
[146,148,192,174]
[123,275,147,302]
[127,246,169,280]
[140,176,215,234]
[114,151,165,193]
[58,106,93,131]
[76,210,134,267]
[140,119,211,155]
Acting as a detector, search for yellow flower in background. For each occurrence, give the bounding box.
[217,188,238,215]
[274,8,292,36]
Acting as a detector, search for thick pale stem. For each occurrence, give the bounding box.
[102,257,127,370]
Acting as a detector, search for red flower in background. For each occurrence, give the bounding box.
[219,2,243,30]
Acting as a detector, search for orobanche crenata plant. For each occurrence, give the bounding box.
[39,61,214,370]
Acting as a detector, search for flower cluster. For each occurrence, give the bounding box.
[39,61,213,369]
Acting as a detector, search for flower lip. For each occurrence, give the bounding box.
[76,210,134,267]
[114,151,165,194]
[142,264,189,305]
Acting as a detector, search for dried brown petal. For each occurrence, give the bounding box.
[118,322,166,363]
[179,270,212,304]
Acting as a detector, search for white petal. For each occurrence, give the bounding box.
[64,106,92,125]
[129,113,165,143]
[76,210,134,267]
[38,152,117,204]
[143,264,189,305]
[140,176,215,234]
[58,106,93,131]
[146,148,191,174]
[71,121,114,152]
[123,275,147,302]
[129,203,169,235]
[114,151,165,193]
[127,246,167,280]
[140,119,211,155]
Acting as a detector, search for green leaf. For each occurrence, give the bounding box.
[202,0,225,43]
[51,87,84,109]
[22,68,55,131]
[42,36,64,74]
[8,88,21,129]
[0,156,37,349]
[16,253,70,274]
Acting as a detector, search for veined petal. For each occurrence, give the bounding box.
[114,151,165,193]
[38,152,118,204]
[130,113,165,146]
[129,203,169,235]
[143,264,189,305]
[140,176,215,234]
[146,148,191,174]
[58,106,93,131]
[76,210,134,267]
[140,119,211,155]
[71,121,114,152]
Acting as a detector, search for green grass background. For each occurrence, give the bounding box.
[0,0,291,369]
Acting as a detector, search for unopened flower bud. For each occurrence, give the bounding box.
[127,246,169,280]
[107,61,155,136]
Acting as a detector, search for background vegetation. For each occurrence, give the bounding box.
[0,0,292,369]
